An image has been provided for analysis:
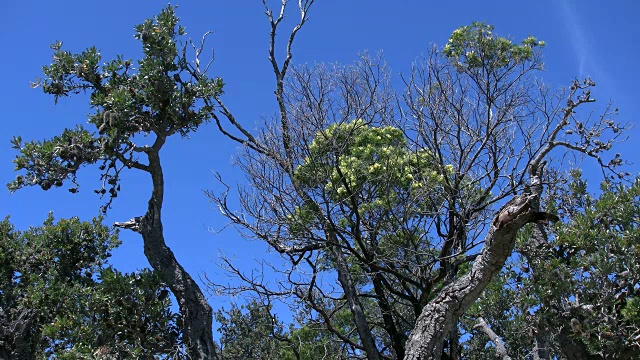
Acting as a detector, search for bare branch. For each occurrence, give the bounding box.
[473,317,512,360]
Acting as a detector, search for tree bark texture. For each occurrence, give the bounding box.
[118,150,215,359]
[404,195,549,360]
[0,308,38,360]
[145,154,215,359]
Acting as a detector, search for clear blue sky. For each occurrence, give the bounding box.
[1,0,638,316]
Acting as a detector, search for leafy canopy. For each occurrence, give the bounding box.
[8,5,223,211]
[443,21,545,70]
[0,214,182,358]
[461,174,640,358]
[214,300,349,360]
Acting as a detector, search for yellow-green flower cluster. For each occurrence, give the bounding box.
[294,120,443,217]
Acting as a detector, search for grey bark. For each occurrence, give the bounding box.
[0,308,38,360]
[328,231,381,360]
[116,143,215,359]
[474,317,512,360]
[404,194,552,360]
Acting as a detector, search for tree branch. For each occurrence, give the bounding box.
[473,317,512,360]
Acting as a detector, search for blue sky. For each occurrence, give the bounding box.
[1,0,638,318]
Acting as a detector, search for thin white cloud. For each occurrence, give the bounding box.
[559,0,589,78]
[557,1,617,102]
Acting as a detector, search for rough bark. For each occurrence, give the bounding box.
[0,308,38,360]
[404,195,551,360]
[557,327,599,360]
[116,147,215,359]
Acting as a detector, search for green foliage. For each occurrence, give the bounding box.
[0,214,118,314]
[293,119,444,227]
[287,119,450,298]
[460,261,538,359]
[551,176,640,355]
[0,215,182,358]
[283,323,349,360]
[443,22,545,70]
[0,214,116,355]
[9,127,102,193]
[8,5,224,209]
[43,268,182,359]
[214,300,348,360]
[215,300,286,360]
[296,119,442,197]
[461,174,640,358]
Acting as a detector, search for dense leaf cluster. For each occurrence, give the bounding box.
[291,120,445,234]
[8,6,223,211]
[444,22,545,70]
[0,215,181,358]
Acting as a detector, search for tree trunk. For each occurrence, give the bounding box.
[0,308,38,360]
[118,149,215,359]
[330,241,382,360]
[145,153,215,359]
[140,212,215,358]
[404,195,546,360]
[474,317,512,360]
[448,323,460,360]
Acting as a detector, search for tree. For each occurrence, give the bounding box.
[45,267,183,359]
[215,300,287,359]
[7,2,325,357]
[207,20,627,359]
[0,214,116,359]
[214,299,350,360]
[8,6,223,358]
[460,173,640,359]
[7,1,629,358]
[0,214,181,359]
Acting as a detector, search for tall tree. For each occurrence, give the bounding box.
[8,3,321,358]
[207,21,627,359]
[8,6,223,358]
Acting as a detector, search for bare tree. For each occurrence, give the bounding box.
[203,15,626,360]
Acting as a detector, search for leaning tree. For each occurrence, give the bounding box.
[8,6,224,358]
[206,18,628,360]
[7,3,332,358]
